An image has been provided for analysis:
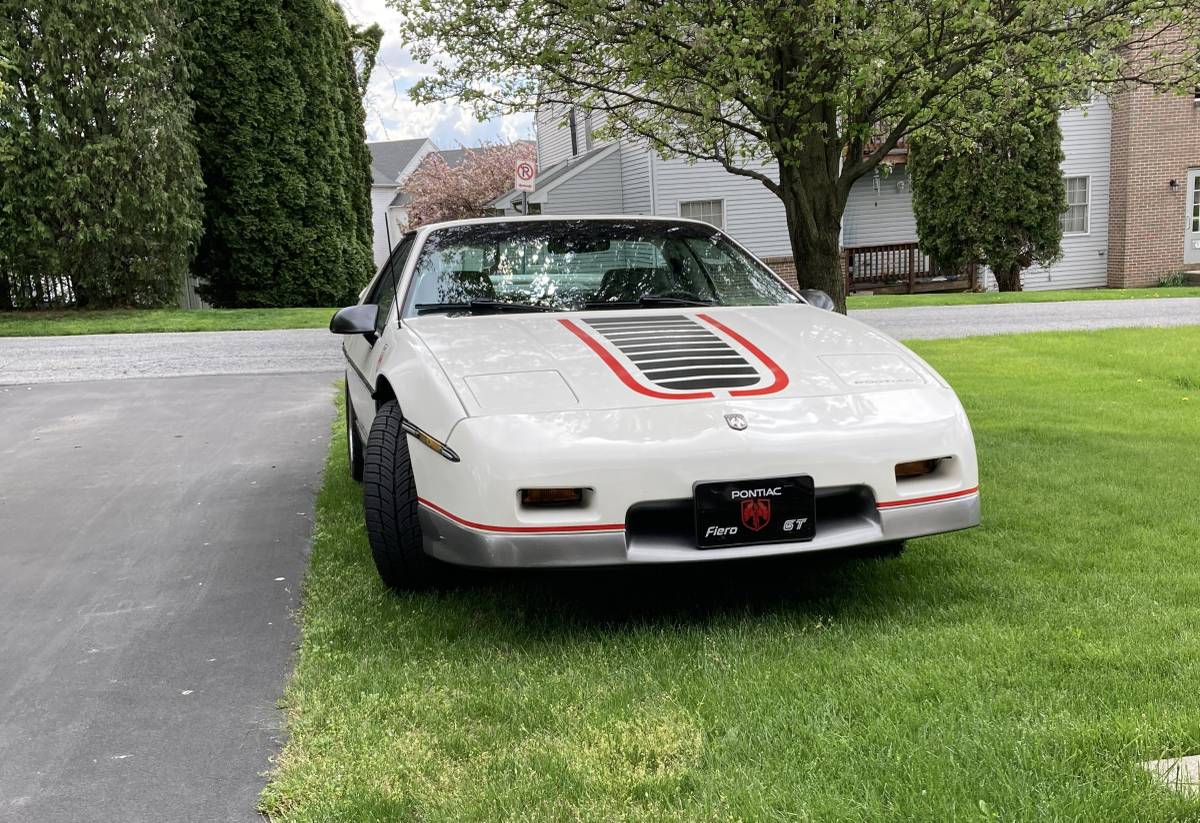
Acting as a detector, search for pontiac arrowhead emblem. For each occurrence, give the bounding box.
[725,413,748,431]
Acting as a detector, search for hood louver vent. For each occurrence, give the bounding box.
[583,315,762,390]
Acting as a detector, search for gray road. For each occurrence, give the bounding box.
[0,329,339,385]
[0,373,336,821]
[853,296,1200,340]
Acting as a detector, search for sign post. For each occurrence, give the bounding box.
[514,160,537,214]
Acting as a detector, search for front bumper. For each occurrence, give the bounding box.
[420,487,980,568]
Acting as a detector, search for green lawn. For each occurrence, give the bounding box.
[0,307,336,337]
[847,285,1200,310]
[262,327,1200,821]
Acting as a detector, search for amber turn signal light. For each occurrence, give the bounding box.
[895,459,941,480]
[520,488,586,507]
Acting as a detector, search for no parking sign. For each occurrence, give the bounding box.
[514,160,537,193]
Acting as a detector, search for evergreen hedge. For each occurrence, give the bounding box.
[0,0,202,309]
[185,0,374,308]
[0,0,375,310]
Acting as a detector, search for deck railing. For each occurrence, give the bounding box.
[843,242,978,294]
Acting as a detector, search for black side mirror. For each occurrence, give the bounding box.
[799,289,836,311]
[329,304,379,336]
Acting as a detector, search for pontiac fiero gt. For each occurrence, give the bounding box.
[331,217,979,589]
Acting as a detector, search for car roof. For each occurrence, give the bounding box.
[413,215,720,234]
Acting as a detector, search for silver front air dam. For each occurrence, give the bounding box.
[418,490,980,568]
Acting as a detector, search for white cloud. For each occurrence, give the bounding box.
[337,0,534,147]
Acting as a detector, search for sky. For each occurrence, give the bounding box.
[336,0,534,149]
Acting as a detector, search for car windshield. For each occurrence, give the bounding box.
[401,219,799,316]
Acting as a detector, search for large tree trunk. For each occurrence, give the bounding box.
[994,263,1024,292]
[777,158,848,313]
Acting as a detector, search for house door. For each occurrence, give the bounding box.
[1186,169,1200,266]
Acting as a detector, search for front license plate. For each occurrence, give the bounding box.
[694,476,816,548]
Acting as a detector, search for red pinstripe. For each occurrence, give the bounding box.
[557,318,715,400]
[695,313,790,397]
[876,486,979,509]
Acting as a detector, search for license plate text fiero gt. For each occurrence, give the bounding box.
[694,476,816,548]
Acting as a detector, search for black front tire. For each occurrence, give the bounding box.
[346,384,364,482]
[362,401,443,590]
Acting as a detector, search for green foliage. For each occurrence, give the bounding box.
[349,24,384,99]
[909,110,1067,292]
[185,0,374,308]
[0,0,202,309]
[399,0,1200,311]
[1159,271,1190,288]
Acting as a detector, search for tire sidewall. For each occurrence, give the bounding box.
[362,401,440,589]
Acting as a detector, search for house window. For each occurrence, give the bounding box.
[1061,176,1089,234]
[679,199,724,230]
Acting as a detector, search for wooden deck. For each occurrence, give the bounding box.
[843,242,979,295]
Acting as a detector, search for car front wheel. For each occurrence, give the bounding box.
[362,400,444,590]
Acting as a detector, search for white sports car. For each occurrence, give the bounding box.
[332,216,979,589]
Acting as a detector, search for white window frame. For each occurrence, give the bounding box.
[677,198,726,230]
[1061,175,1091,236]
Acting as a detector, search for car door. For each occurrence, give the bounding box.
[344,234,416,437]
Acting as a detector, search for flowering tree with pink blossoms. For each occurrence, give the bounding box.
[405,142,536,228]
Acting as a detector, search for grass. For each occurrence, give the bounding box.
[0,307,336,337]
[262,327,1200,822]
[847,285,1200,310]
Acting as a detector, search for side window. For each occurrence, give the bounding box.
[679,199,725,230]
[369,235,415,336]
[1060,177,1090,235]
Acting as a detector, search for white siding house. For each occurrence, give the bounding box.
[540,144,625,213]
[652,158,793,257]
[841,167,919,248]
[368,138,436,269]
[517,100,1115,291]
[1018,100,1112,290]
[620,148,654,215]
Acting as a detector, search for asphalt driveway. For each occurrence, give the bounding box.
[0,373,336,821]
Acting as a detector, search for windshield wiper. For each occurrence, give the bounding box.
[415,299,554,316]
[583,293,716,310]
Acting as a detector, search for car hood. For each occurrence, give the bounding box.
[406,305,942,416]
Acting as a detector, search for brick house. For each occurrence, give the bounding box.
[493,84,1200,292]
[1107,84,1200,286]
